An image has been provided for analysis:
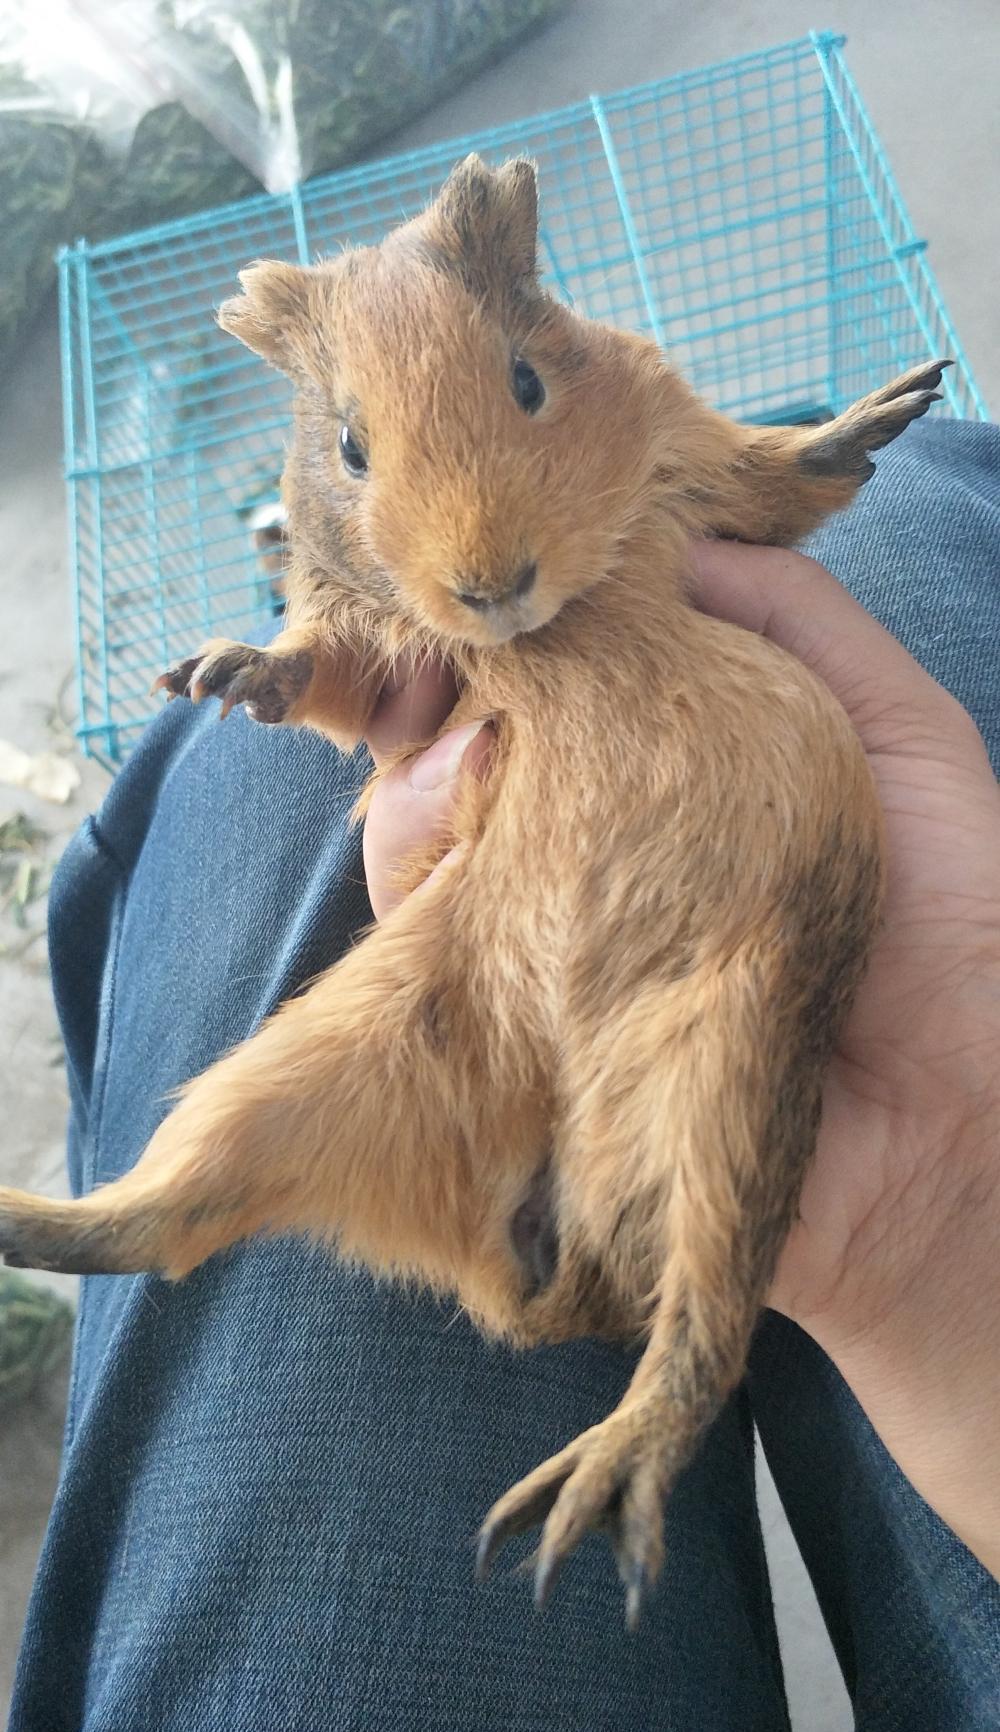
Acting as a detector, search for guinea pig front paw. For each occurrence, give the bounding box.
[152,640,313,724]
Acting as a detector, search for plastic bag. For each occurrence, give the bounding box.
[0,0,561,371]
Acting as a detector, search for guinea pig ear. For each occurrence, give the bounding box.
[493,158,539,280]
[433,154,539,290]
[217,260,317,376]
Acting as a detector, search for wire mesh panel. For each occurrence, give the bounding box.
[61,31,988,763]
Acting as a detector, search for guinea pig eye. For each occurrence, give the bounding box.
[512,357,545,415]
[339,423,368,477]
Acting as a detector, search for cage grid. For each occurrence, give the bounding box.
[60,30,988,763]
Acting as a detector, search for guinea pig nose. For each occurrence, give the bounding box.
[455,585,495,613]
[455,562,537,610]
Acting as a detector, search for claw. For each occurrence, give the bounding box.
[624,1557,653,1631]
[475,1522,502,1583]
[150,657,201,700]
[533,1547,565,1611]
[218,683,243,721]
[476,1471,568,1580]
[881,357,952,397]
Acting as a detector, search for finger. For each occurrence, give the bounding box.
[413,844,467,899]
[365,652,460,765]
[687,540,960,752]
[364,721,494,921]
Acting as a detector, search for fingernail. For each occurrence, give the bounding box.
[408,722,486,791]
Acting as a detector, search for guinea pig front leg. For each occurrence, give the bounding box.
[153,618,382,749]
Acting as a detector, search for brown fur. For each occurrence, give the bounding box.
[2,154,948,1619]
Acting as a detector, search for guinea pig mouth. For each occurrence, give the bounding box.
[444,566,560,645]
[454,561,537,613]
[461,604,534,645]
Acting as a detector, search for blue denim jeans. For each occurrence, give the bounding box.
[11,420,1000,1730]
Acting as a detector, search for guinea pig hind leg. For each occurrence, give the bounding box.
[478,952,829,1624]
[0,884,487,1288]
[695,357,951,549]
[794,358,952,485]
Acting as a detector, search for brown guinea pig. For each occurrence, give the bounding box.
[0,154,949,1622]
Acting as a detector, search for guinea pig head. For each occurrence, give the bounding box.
[218,156,665,649]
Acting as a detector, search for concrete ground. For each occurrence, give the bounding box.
[0,1,996,1724]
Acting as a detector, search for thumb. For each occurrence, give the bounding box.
[363,721,494,921]
[364,652,459,765]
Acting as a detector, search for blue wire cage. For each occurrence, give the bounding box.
[60,29,988,764]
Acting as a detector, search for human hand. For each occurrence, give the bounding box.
[688,545,1000,1316]
[362,656,492,922]
[691,541,1000,1576]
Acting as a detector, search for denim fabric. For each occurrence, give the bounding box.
[10,420,1000,1730]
